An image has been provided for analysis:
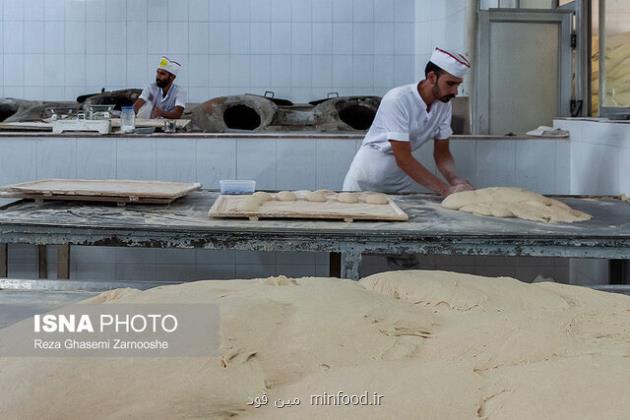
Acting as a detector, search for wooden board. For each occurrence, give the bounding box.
[208,193,409,222]
[18,193,181,205]
[0,122,53,131]
[1,179,202,205]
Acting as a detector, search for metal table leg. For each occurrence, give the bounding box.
[329,252,341,277]
[610,259,629,284]
[38,245,48,279]
[57,244,70,280]
[0,244,7,278]
[340,250,362,280]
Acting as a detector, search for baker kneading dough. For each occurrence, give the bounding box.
[441,187,592,223]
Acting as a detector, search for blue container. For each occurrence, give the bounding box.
[219,180,256,195]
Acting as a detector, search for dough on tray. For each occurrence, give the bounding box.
[336,192,360,204]
[276,191,297,202]
[304,191,327,202]
[364,193,389,205]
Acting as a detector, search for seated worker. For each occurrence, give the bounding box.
[133,56,186,119]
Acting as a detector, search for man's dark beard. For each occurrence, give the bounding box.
[432,85,454,103]
[156,78,168,88]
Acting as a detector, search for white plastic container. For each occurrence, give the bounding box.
[219,180,256,195]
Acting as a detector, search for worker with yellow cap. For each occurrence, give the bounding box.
[343,47,473,196]
[133,56,187,119]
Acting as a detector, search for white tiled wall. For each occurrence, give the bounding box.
[554,118,630,285]
[0,0,471,103]
[414,0,471,95]
[0,136,362,190]
[553,119,630,196]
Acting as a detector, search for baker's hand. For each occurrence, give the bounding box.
[442,183,471,197]
[450,177,474,191]
[150,107,163,119]
[451,177,473,187]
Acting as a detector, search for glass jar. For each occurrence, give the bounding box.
[120,106,135,133]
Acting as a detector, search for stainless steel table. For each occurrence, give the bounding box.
[1,192,629,280]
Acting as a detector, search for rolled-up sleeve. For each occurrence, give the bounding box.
[382,97,410,142]
[175,88,187,109]
[436,104,453,140]
[139,85,152,102]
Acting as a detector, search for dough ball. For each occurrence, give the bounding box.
[316,189,333,195]
[253,191,273,202]
[364,193,389,205]
[238,195,263,212]
[304,191,327,202]
[336,192,360,204]
[276,191,297,202]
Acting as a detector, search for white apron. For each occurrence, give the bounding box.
[343,144,423,268]
[342,145,417,193]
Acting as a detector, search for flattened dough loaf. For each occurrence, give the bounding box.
[441,187,592,223]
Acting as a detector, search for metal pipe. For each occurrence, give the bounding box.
[465,0,477,102]
[574,0,591,116]
[599,0,606,111]
[582,0,592,115]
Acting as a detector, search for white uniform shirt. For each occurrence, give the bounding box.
[342,83,454,192]
[138,83,187,112]
[362,83,453,153]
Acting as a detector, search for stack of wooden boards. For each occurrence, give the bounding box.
[208,190,409,222]
[0,179,202,205]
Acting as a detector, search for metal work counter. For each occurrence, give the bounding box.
[0,131,562,141]
[0,192,629,280]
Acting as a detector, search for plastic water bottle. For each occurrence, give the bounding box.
[120,106,135,133]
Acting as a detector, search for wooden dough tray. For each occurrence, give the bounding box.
[0,179,202,206]
[208,194,409,222]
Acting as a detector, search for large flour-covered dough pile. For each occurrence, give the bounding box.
[1,271,630,419]
[442,187,592,223]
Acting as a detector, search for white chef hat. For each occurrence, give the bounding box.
[157,56,181,76]
[429,48,471,78]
